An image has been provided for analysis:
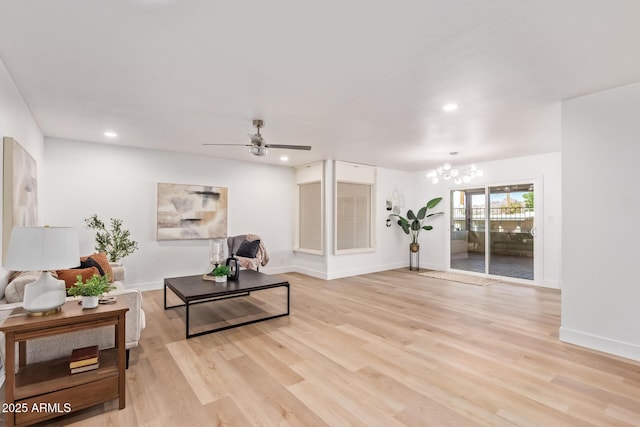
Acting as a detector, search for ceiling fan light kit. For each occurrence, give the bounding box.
[203,119,311,157]
[249,145,267,156]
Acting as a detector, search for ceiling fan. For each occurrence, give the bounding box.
[203,119,312,156]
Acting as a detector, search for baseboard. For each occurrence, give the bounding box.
[132,281,163,292]
[559,327,640,361]
[293,266,329,280]
[325,262,406,280]
[261,265,296,275]
[541,279,561,289]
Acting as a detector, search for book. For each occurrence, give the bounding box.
[70,345,99,369]
[70,363,99,374]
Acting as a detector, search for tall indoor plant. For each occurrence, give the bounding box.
[392,197,443,252]
[85,214,139,263]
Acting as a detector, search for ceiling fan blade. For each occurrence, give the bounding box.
[202,143,252,146]
[265,144,312,151]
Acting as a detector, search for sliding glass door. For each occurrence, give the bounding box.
[451,183,536,281]
[488,184,534,280]
[450,188,486,274]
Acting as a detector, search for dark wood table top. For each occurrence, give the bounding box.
[164,269,289,302]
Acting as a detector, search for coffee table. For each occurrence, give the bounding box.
[164,270,290,339]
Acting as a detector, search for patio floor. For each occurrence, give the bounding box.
[450,252,533,280]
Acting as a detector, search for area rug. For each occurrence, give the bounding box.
[418,270,498,286]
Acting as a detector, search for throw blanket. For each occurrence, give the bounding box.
[245,233,269,266]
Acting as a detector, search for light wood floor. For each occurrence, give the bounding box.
[47,269,640,426]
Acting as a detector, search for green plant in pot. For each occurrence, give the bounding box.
[212,265,230,283]
[68,274,116,308]
[85,214,139,263]
[391,197,444,252]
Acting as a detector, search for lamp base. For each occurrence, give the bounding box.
[23,272,67,316]
[27,306,62,317]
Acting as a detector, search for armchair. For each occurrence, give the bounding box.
[227,234,269,271]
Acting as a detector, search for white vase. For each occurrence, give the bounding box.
[82,296,99,309]
[214,275,227,283]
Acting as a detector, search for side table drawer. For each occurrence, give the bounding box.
[15,376,119,426]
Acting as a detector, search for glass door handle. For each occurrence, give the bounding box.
[530,227,537,237]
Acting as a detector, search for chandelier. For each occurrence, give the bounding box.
[426,153,483,185]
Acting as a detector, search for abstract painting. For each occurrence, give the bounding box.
[2,137,38,262]
[157,183,228,240]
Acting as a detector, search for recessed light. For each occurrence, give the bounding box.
[104,131,118,138]
[443,103,458,112]
[280,156,289,162]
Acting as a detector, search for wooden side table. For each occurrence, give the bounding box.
[0,300,128,426]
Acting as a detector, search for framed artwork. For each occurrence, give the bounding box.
[157,183,228,240]
[2,137,38,263]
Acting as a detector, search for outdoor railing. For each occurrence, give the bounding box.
[452,207,534,221]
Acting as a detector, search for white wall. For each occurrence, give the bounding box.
[415,152,562,288]
[0,57,44,262]
[42,138,295,290]
[561,83,640,361]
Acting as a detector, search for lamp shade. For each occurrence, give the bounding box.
[5,226,79,271]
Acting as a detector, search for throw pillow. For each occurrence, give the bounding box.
[235,239,261,258]
[5,271,41,304]
[81,253,114,283]
[0,268,9,300]
[80,257,104,275]
[56,267,100,289]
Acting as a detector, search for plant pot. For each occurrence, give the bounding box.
[410,243,420,253]
[82,296,99,309]
[214,275,227,283]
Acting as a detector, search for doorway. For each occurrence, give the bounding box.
[450,183,535,280]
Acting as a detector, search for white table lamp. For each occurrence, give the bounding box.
[4,226,80,315]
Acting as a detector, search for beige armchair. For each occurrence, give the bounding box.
[227,234,269,271]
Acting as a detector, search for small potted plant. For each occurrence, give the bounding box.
[68,274,116,308]
[212,265,230,283]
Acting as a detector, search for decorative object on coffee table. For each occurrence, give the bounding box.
[67,274,116,309]
[4,226,80,315]
[85,214,138,262]
[226,254,239,280]
[209,238,225,269]
[211,265,230,283]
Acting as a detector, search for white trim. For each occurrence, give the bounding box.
[559,327,640,362]
[293,265,329,280]
[325,261,406,280]
[541,279,560,289]
[131,281,163,292]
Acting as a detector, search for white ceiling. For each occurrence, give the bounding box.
[2,1,640,170]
